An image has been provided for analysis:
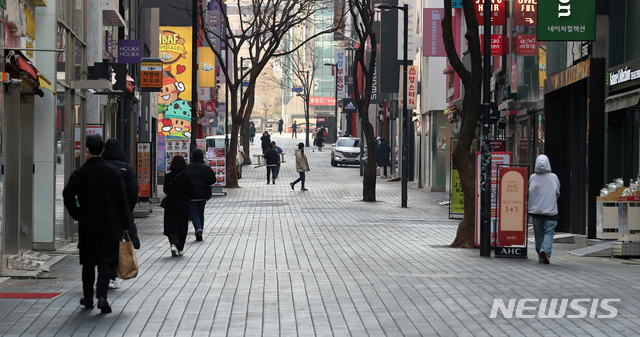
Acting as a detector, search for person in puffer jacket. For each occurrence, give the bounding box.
[528,154,561,264]
[187,148,216,241]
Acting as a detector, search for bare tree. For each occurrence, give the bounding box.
[348,0,378,202]
[442,0,483,247]
[201,0,343,187]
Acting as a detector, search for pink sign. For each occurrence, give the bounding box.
[423,8,446,57]
[309,97,336,106]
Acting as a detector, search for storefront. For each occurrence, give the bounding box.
[604,58,640,184]
[543,58,606,237]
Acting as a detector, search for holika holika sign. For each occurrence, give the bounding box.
[537,0,595,41]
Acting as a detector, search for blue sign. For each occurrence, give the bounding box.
[242,81,249,87]
[291,87,303,93]
[451,0,463,8]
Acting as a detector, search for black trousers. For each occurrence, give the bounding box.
[82,263,111,299]
[166,233,187,251]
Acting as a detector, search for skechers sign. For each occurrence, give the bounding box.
[537,0,595,41]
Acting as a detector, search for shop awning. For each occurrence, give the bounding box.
[605,90,640,112]
[38,73,55,93]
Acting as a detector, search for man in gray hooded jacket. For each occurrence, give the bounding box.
[528,154,561,264]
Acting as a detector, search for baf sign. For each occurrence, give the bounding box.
[537,0,595,41]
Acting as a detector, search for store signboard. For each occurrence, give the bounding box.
[475,0,506,26]
[517,35,538,56]
[74,124,104,155]
[140,58,163,91]
[399,65,418,110]
[480,35,504,56]
[608,58,640,93]
[496,167,528,251]
[475,151,512,247]
[335,49,346,99]
[515,0,537,26]
[423,8,446,57]
[451,167,464,215]
[118,40,142,63]
[537,0,595,41]
[136,142,152,198]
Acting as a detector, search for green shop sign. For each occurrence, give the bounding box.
[537,0,595,41]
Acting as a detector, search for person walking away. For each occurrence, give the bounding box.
[528,154,561,264]
[102,138,140,290]
[249,122,256,143]
[264,142,279,184]
[315,128,325,152]
[260,131,272,154]
[376,137,391,178]
[188,149,216,241]
[291,120,297,138]
[63,135,130,314]
[272,141,283,180]
[163,155,194,257]
[290,142,310,191]
[278,118,284,135]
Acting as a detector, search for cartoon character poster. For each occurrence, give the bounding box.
[158,27,193,173]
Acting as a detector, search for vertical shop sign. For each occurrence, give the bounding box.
[517,35,538,55]
[496,167,528,256]
[475,0,506,26]
[399,65,418,110]
[515,0,537,26]
[537,0,595,41]
[140,58,163,91]
[335,49,346,99]
[198,47,216,87]
[423,9,446,57]
[475,151,512,247]
[451,164,464,215]
[136,142,152,198]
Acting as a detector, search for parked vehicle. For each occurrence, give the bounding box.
[205,135,243,179]
[331,137,363,166]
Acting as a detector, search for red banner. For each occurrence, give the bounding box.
[497,167,528,247]
[423,8,446,57]
[475,0,506,26]
[516,35,537,55]
[480,35,504,56]
[514,0,537,26]
[309,97,336,106]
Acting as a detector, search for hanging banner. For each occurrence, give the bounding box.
[515,0,537,26]
[198,47,216,87]
[537,0,595,41]
[335,49,346,99]
[399,65,418,110]
[475,0,506,26]
[423,8,446,57]
[480,35,504,56]
[475,151,512,247]
[517,35,538,55]
[136,142,152,198]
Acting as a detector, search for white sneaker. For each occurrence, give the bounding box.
[178,251,184,256]
[171,245,178,257]
[108,279,120,289]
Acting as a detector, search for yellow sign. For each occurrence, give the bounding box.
[198,47,216,88]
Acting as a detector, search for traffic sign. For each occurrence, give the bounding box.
[291,87,303,93]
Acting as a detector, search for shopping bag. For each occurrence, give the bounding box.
[117,233,138,279]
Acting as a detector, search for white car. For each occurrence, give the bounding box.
[331,137,363,166]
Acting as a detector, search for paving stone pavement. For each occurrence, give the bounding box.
[1,134,639,336]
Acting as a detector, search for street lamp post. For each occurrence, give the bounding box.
[479,0,493,256]
[324,62,338,142]
[298,70,311,147]
[378,3,409,208]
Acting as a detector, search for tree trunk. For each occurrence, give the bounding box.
[362,118,376,201]
[226,89,241,188]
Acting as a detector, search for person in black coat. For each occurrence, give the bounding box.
[260,131,272,154]
[164,155,194,256]
[315,128,325,151]
[187,149,216,241]
[376,138,391,178]
[264,142,280,184]
[63,135,130,314]
[278,118,284,135]
[102,138,140,289]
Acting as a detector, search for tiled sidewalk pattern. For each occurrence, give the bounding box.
[0,134,639,336]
